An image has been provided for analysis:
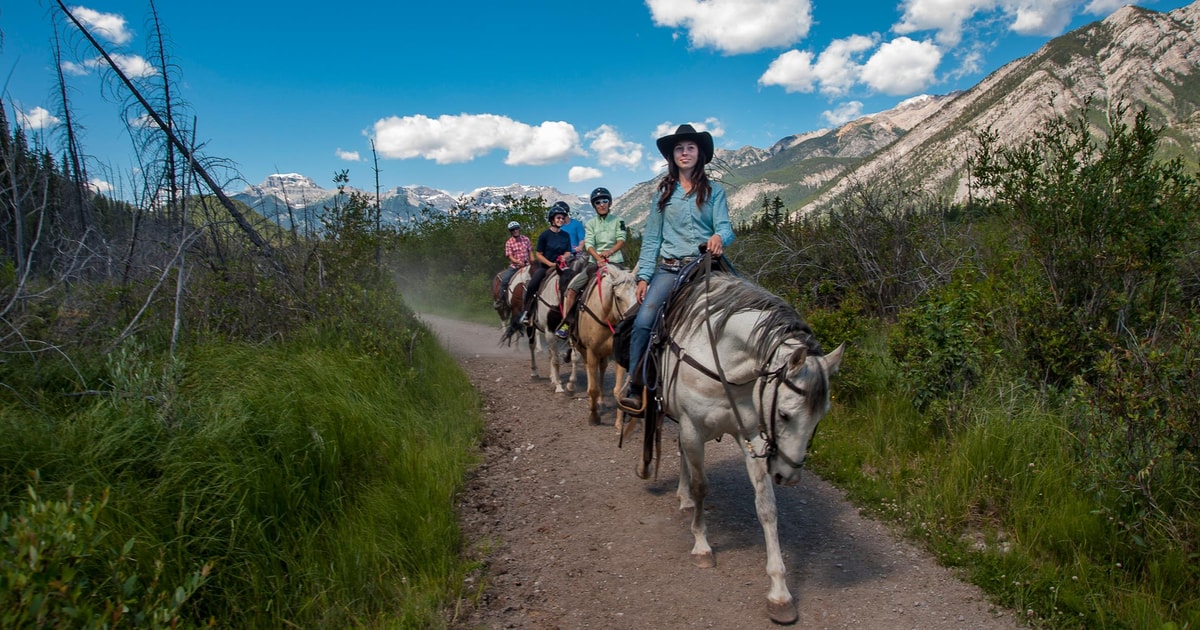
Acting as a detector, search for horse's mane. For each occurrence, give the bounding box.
[664,272,828,415]
[664,272,823,361]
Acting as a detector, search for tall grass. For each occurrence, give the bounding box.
[809,326,1199,628]
[0,299,484,627]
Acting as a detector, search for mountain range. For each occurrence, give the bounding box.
[234,0,1200,232]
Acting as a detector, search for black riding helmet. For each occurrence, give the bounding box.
[547,201,570,223]
[589,187,612,206]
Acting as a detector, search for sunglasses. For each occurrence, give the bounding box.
[594,199,611,205]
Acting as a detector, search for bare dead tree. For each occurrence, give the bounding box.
[54,0,275,262]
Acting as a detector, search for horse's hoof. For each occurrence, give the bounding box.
[635,462,650,480]
[691,551,715,568]
[589,413,601,426]
[767,599,798,625]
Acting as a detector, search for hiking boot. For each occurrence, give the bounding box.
[555,322,570,339]
[618,384,645,417]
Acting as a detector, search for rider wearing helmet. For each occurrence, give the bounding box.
[498,220,532,306]
[519,201,574,325]
[555,187,627,338]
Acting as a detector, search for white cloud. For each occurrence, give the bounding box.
[822,101,864,126]
[88,178,114,194]
[69,6,133,45]
[759,34,876,97]
[585,125,643,170]
[336,148,361,161]
[108,54,158,79]
[893,0,987,47]
[813,35,878,97]
[759,50,818,93]
[61,61,90,76]
[652,117,725,141]
[1010,0,1077,36]
[64,54,158,79]
[569,166,603,183]
[895,0,1084,47]
[860,37,942,95]
[1084,0,1127,14]
[130,114,161,129]
[17,106,60,130]
[647,0,813,54]
[372,113,581,166]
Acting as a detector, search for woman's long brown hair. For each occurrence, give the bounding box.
[656,148,712,211]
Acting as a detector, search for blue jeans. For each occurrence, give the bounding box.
[629,267,679,382]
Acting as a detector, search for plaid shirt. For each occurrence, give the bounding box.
[504,234,532,268]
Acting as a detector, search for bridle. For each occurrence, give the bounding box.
[662,256,826,467]
[665,335,817,465]
[579,264,632,332]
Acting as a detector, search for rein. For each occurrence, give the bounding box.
[579,266,627,333]
[664,259,815,464]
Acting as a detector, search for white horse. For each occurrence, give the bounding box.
[640,269,844,625]
[531,267,579,394]
[572,265,639,426]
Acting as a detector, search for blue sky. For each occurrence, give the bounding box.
[3,0,1191,199]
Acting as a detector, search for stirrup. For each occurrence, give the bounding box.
[617,387,646,417]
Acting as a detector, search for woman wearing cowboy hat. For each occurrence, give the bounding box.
[620,123,735,413]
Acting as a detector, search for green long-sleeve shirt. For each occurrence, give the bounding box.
[584,213,627,264]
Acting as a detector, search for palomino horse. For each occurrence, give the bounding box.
[638,268,844,625]
[571,265,639,426]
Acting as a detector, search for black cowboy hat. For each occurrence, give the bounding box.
[656,123,713,164]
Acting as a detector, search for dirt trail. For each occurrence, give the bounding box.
[421,314,1020,630]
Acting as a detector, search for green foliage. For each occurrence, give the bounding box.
[1071,311,1200,585]
[889,276,992,427]
[969,105,1200,386]
[1,289,484,627]
[0,485,209,629]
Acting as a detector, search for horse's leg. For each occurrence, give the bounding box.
[565,345,578,394]
[548,336,565,394]
[609,360,628,434]
[742,450,797,624]
[678,423,714,568]
[585,349,602,425]
[527,331,538,379]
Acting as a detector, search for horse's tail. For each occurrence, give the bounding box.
[499,319,525,346]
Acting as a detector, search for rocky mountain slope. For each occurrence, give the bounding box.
[618,1,1199,228]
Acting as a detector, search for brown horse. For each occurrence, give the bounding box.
[494,265,537,377]
[572,265,639,426]
[492,266,527,326]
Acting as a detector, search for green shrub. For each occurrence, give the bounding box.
[0,485,209,629]
[889,277,991,428]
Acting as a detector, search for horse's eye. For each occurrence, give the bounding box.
[779,411,792,423]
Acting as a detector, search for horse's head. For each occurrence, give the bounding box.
[601,267,639,321]
[765,341,844,486]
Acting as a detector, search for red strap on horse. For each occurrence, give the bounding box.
[596,263,616,334]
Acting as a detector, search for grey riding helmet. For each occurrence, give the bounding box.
[547,201,570,223]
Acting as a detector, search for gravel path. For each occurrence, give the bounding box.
[421,314,1021,630]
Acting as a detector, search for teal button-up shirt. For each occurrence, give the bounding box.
[584,214,627,264]
[636,183,735,282]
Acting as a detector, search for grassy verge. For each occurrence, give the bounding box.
[808,329,1198,629]
[0,295,484,628]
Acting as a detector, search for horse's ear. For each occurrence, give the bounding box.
[822,342,846,376]
[788,346,809,370]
